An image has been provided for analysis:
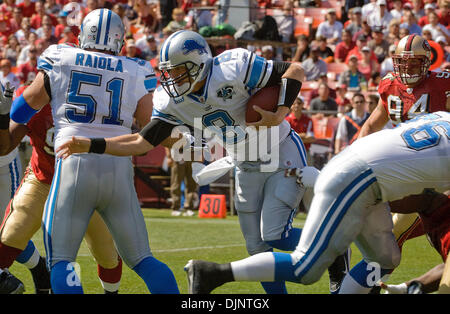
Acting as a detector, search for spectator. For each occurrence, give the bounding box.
[367,94,379,113]
[362,0,378,20]
[358,46,379,82]
[436,36,450,63]
[380,44,396,77]
[44,0,61,16]
[132,0,158,32]
[352,19,373,42]
[38,22,58,45]
[309,82,338,114]
[35,14,55,37]
[273,0,296,43]
[10,7,23,34]
[83,0,99,17]
[422,11,450,42]
[124,40,143,59]
[112,3,131,33]
[0,0,16,18]
[285,95,315,164]
[411,0,425,21]
[163,8,188,36]
[334,92,369,154]
[17,45,38,84]
[186,0,213,30]
[301,45,328,81]
[346,34,378,63]
[368,71,381,91]
[418,3,437,27]
[261,45,276,60]
[345,6,363,36]
[305,72,337,108]
[367,0,393,31]
[367,25,390,63]
[335,29,355,63]
[316,36,334,63]
[0,58,20,90]
[338,54,367,91]
[166,147,197,217]
[31,1,57,29]
[159,0,180,29]
[399,25,411,38]
[335,83,351,114]
[2,35,21,66]
[315,8,343,45]
[16,31,37,66]
[385,18,401,45]
[58,26,78,45]
[136,34,159,60]
[55,10,79,40]
[421,28,433,41]
[400,9,422,35]
[438,1,449,27]
[292,34,310,62]
[35,38,49,55]
[389,0,404,21]
[17,0,36,18]
[0,14,13,39]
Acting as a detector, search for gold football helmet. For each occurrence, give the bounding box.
[392,35,431,86]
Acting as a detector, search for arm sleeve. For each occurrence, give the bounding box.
[139,118,177,147]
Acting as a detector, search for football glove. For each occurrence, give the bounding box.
[285,166,320,188]
[0,82,15,115]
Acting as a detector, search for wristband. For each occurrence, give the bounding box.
[89,138,106,154]
[10,94,38,124]
[277,78,302,109]
[0,114,9,130]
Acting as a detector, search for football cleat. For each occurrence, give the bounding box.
[0,270,25,294]
[328,248,352,294]
[182,210,195,217]
[184,260,224,294]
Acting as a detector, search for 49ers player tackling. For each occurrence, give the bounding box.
[0,86,123,294]
[341,34,450,293]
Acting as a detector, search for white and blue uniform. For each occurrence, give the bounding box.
[286,112,450,284]
[0,149,22,218]
[37,44,158,269]
[153,48,308,255]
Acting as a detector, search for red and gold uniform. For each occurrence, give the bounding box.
[378,71,449,125]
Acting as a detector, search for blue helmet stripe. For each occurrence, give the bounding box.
[103,9,112,46]
[96,9,104,44]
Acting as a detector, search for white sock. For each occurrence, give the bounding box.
[231,252,275,282]
[99,280,121,293]
[339,273,372,294]
[23,248,40,269]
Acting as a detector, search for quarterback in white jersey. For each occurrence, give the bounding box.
[56,30,352,294]
[9,9,179,294]
[182,111,449,294]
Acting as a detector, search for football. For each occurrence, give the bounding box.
[245,85,280,123]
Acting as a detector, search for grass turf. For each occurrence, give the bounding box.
[9,209,442,294]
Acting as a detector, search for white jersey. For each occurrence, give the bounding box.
[37,44,157,150]
[348,111,450,202]
[152,48,291,160]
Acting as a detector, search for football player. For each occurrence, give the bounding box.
[0,83,124,294]
[55,30,352,294]
[179,111,448,294]
[7,9,179,294]
[381,190,449,294]
[344,34,450,294]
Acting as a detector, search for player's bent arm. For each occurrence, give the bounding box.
[10,72,50,124]
[0,121,29,155]
[358,100,389,138]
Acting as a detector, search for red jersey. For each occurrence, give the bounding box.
[16,86,55,184]
[285,113,314,150]
[17,62,38,84]
[419,196,450,261]
[378,71,449,125]
[26,104,55,185]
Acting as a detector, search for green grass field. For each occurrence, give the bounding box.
[10,209,442,294]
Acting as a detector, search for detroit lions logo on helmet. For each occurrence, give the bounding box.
[182,39,208,55]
